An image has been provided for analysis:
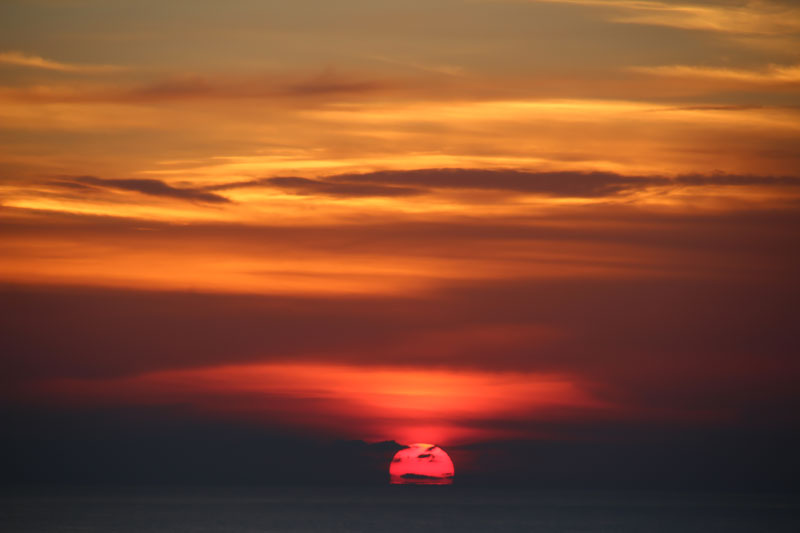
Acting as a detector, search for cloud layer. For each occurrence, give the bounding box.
[1,0,798,488]
[0,51,125,73]
[55,176,231,203]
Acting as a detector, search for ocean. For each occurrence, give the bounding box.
[1,486,798,532]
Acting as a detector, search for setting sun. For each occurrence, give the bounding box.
[390,444,455,485]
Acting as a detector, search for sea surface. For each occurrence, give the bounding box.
[1,486,798,532]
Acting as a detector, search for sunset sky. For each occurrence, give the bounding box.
[2,0,799,487]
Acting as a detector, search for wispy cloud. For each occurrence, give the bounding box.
[367,54,466,77]
[207,169,800,205]
[0,71,394,104]
[53,176,231,204]
[0,51,126,73]
[213,176,423,198]
[631,64,800,84]
[517,0,800,35]
[23,362,602,443]
[320,169,800,196]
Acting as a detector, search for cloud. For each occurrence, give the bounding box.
[213,176,424,198]
[2,210,796,374]
[518,0,800,35]
[3,176,798,303]
[132,71,393,101]
[19,360,601,446]
[1,195,798,453]
[0,51,125,73]
[107,72,392,102]
[216,169,800,199]
[54,176,231,204]
[0,70,396,105]
[366,54,466,77]
[1,268,797,441]
[4,405,799,488]
[331,169,649,197]
[631,64,800,84]
[283,70,391,97]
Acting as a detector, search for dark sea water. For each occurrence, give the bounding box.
[1,487,798,532]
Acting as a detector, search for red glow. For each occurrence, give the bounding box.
[20,362,606,444]
[390,443,455,485]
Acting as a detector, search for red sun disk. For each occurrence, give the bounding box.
[389,443,455,485]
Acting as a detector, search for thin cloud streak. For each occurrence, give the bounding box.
[0,72,398,104]
[1,189,797,299]
[55,176,231,204]
[632,63,800,84]
[514,0,800,35]
[0,51,126,73]
[213,176,423,198]
[5,168,800,230]
[213,169,800,199]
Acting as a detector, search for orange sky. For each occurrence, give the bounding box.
[1,0,798,450]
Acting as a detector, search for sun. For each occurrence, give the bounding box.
[389,443,455,485]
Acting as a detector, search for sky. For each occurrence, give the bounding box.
[1,0,799,487]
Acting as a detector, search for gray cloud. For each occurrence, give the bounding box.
[53,176,231,204]
[212,176,423,198]
[212,168,800,199]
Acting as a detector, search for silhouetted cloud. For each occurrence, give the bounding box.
[334,168,800,195]
[337,169,645,197]
[3,405,797,489]
[55,176,231,204]
[213,176,423,198]
[213,169,800,199]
